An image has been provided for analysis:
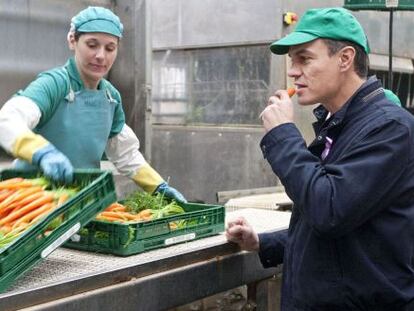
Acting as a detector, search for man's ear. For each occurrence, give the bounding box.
[67,32,76,51]
[338,46,356,72]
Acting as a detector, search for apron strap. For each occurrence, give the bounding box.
[63,68,75,103]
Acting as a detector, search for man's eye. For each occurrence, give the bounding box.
[301,57,311,64]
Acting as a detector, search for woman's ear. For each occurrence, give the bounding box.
[339,46,356,72]
[67,32,76,51]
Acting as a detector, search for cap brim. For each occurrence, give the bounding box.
[77,19,122,38]
[270,32,318,54]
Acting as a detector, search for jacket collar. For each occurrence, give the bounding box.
[312,76,382,135]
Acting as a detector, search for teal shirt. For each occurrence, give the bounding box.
[17,57,125,138]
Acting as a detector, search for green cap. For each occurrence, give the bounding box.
[384,89,402,107]
[270,7,369,55]
[71,6,123,38]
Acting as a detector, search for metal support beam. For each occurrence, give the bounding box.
[388,8,394,89]
[1,248,279,311]
[111,0,153,159]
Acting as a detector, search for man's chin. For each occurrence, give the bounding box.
[297,98,317,106]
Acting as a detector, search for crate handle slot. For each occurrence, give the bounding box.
[41,222,81,258]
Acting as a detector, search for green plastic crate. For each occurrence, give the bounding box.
[65,202,225,256]
[0,169,116,293]
[344,0,414,10]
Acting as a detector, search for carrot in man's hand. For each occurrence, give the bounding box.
[287,87,296,97]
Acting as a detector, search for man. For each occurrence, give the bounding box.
[227,7,414,310]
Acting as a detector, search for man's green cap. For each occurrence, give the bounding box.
[71,6,123,38]
[270,7,369,55]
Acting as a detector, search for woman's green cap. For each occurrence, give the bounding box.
[270,7,369,55]
[71,6,123,38]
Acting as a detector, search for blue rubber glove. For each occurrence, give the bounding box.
[154,182,187,203]
[32,144,74,184]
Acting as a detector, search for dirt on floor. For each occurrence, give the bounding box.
[169,287,257,311]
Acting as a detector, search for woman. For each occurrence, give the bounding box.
[0,6,186,202]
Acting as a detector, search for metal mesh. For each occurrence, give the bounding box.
[225,193,292,211]
[7,208,291,292]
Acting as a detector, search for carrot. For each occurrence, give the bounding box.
[96,215,125,222]
[287,87,296,97]
[169,222,178,230]
[136,209,153,219]
[112,207,127,212]
[11,221,31,231]
[0,189,26,211]
[0,193,54,226]
[6,191,46,213]
[0,178,24,186]
[56,193,69,207]
[31,208,54,224]
[0,181,36,190]
[0,208,11,219]
[0,177,49,190]
[106,202,126,212]
[99,211,129,220]
[0,190,14,203]
[115,212,139,220]
[0,225,13,234]
[50,188,77,207]
[1,224,29,244]
[0,187,44,212]
[14,202,55,228]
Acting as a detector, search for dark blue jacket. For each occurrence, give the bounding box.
[258,77,414,310]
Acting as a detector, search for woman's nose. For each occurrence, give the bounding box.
[96,47,105,59]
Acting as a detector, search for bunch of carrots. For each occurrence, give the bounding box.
[0,177,77,248]
[96,202,154,223]
[96,199,185,225]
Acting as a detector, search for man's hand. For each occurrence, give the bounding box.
[226,216,259,251]
[260,89,294,132]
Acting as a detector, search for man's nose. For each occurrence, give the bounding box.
[288,65,301,78]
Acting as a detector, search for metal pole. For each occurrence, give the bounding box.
[144,0,153,162]
[388,8,394,89]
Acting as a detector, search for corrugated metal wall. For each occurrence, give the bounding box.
[152,0,414,57]
[0,0,113,108]
[1,1,413,203]
[149,0,414,203]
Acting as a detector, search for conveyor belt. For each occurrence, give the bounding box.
[0,209,291,310]
[7,209,290,292]
[225,193,292,210]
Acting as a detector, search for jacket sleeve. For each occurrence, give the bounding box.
[258,229,288,268]
[260,121,412,238]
